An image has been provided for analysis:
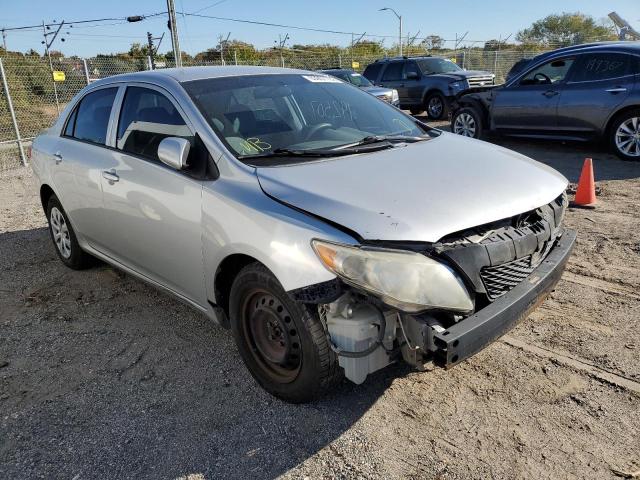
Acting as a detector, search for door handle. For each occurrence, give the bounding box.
[543,90,559,98]
[606,87,627,94]
[53,152,63,165]
[102,169,119,183]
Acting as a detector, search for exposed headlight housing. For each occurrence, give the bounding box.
[311,240,474,313]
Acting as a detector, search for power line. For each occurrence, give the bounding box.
[0,12,167,33]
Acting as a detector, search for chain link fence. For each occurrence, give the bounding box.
[0,47,549,171]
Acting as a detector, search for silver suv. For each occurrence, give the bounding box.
[32,67,575,403]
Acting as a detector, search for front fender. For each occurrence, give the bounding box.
[201,176,357,303]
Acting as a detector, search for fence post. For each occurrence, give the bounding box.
[462,50,466,69]
[338,54,342,68]
[234,50,238,66]
[147,56,153,70]
[82,58,90,85]
[0,58,27,167]
[493,51,498,76]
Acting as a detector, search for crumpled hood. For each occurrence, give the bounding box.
[256,133,568,242]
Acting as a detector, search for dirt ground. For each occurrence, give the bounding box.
[1,129,639,479]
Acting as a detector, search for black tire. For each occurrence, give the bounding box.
[425,92,448,120]
[451,107,483,139]
[609,109,640,161]
[409,106,424,116]
[46,195,94,270]
[229,263,343,403]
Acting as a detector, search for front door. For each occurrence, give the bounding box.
[379,61,406,102]
[492,57,576,131]
[98,84,207,306]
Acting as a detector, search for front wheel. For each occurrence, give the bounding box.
[451,107,483,139]
[610,109,640,161]
[425,92,448,120]
[229,263,343,403]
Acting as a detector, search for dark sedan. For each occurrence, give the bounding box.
[451,42,640,160]
[319,68,400,106]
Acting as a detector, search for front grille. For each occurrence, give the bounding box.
[480,256,536,300]
[467,76,494,88]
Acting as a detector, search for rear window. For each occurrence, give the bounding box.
[362,63,383,81]
[65,88,118,145]
[571,53,632,82]
[381,62,403,81]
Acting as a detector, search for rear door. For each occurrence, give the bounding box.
[53,86,120,246]
[556,52,635,134]
[492,57,575,131]
[98,84,207,306]
[378,61,405,101]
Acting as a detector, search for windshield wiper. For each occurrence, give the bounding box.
[238,147,356,160]
[332,134,428,150]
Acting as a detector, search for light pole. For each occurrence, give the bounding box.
[379,7,402,56]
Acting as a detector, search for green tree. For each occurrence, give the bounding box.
[516,12,616,47]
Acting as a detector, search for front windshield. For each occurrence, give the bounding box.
[182,74,426,160]
[346,73,373,87]
[417,58,462,74]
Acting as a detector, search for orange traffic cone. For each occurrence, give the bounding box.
[573,158,596,208]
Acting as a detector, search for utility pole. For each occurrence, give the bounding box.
[218,32,230,65]
[42,20,65,114]
[276,33,289,68]
[379,7,402,56]
[166,0,181,67]
[1,29,6,50]
[147,32,155,69]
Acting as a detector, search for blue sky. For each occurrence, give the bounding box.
[1,0,638,57]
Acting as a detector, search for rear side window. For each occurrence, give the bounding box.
[571,53,632,82]
[116,86,193,162]
[362,63,383,81]
[67,88,117,145]
[381,62,403,81]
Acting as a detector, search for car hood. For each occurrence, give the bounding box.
[361,85,394,96]
[256,133,568,243]
[433,70,493,81]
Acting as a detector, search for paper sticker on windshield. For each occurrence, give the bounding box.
[302,74,341,83]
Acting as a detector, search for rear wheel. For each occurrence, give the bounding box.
[425,92,448,120]
[229,263,342,403]
[46,195,94,269]
[610,109,640,161]
[451,107,483,139]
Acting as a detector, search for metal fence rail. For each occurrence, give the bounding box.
[0,47,549,171]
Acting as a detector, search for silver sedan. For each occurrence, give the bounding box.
[32,67,575,402]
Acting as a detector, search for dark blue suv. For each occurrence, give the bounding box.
[451,42,640,160]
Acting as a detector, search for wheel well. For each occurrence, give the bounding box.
[457,100,490,127]
[605,105,640,138]
[423,89,444,104]
[214,254,260,320]
[39,184,55,212]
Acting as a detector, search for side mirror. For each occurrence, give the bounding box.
[158,137,190,170]
[406,71,419,80]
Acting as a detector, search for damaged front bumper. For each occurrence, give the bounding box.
[432,228,576,368]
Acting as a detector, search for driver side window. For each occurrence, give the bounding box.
[520,58,575,86]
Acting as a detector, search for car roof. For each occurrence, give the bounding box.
[372,55,444,63]
[88,65,315,88]
[532,41,640,62]
[319,68,356,74]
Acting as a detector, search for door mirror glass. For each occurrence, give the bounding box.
[405,71,419,80]
[158,137,190,170]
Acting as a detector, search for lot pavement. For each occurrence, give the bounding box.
[1,129,639,479]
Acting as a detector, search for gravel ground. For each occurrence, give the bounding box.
[1,129,639,479]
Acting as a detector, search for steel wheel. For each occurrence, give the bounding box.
[50,206,72,259]
[241,289,302,384]
[453,112,477,137]
[427,96,444,118]
[615,117,640,158]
